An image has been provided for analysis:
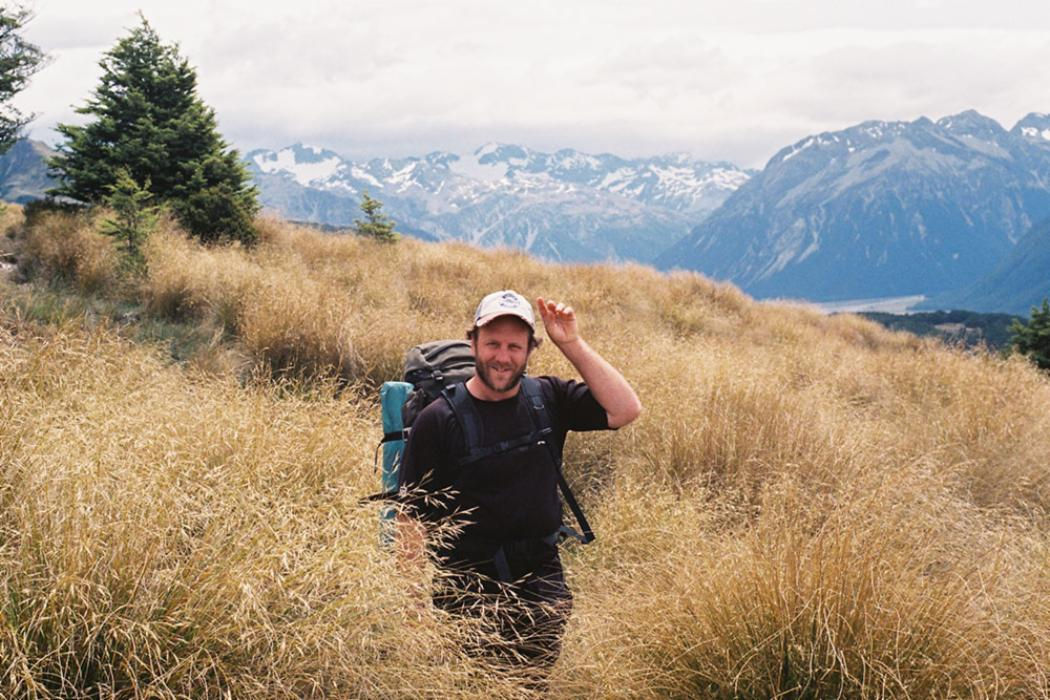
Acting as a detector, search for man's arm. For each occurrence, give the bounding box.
[395,406,440,579]
[396,512,426,570]
[536,297,642,429]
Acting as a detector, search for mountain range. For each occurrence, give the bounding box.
[244,143,751,263]
[3,109,1049,315]
[657,110,1050,304]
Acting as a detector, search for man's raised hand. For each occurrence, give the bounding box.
[536,297,580,347]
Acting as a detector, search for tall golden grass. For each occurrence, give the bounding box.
[15,209,119,295]
[2,210,1049,697]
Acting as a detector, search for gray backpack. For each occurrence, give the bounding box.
[400,339,475,433]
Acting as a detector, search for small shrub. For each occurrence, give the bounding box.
[100,168,161,269]
[353,192,397,243]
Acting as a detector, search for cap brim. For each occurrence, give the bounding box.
[475,311,535,330]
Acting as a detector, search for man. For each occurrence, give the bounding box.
[397,289,642,674]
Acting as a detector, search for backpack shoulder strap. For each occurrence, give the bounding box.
[441,380,543,465]
[519,376,557,459]
[441,382,485,464]
[520,377,596,544]
[442,378,596,544]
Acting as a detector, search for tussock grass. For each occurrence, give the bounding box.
[0,319,523,698]
[3,210,1050,697]
[16,210,120,294]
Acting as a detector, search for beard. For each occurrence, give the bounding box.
[474,357,527,395]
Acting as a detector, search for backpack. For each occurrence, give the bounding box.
[375,339,594,545]
[402,340,476,432]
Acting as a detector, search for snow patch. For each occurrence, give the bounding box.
[782,137,817,162]
[1020,126,1050,140]
[390,161,419,187]
[321,180,357,194]
[555,152,600,170]
[350,166,383,188]
[706,168,750,190]
[797,236,820,262]
[254,148,341,186]
[599,167,632,190]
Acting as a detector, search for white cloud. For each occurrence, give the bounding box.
[11,0,1050,168]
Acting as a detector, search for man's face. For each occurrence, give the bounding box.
[471,316,533,396]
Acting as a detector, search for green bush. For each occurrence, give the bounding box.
[1010,298,1050,371]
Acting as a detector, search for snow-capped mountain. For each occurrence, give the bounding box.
[244,144,752,263]
[657,111,1050,301]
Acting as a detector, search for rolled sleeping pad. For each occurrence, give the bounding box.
[379,381,413,541]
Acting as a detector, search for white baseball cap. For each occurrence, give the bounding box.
[473,290,536,331]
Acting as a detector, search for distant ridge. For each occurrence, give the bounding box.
[0,138,751,264]
[0,139,56,203]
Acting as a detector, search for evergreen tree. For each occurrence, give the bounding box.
[1009,299,1050,371]
[353,192,397,242]
[100,168,159,267]
[48,16,258,244]
[0,5,46,154]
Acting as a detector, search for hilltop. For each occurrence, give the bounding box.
[2,206,1049,697]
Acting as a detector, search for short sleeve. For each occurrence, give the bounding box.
[541,376,610,432]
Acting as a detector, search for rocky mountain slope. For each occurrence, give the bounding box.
[658,110,1050,301]
[0,139,56,203]
[922,215,1050,315]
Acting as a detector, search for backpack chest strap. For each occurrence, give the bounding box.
[441,378,554,467]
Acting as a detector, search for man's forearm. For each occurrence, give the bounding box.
[396,513,426,572]
[554,337,642,429]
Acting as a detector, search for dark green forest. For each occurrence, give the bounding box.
[856,309,1023,350]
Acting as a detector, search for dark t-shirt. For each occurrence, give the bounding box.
[399,375,609,544]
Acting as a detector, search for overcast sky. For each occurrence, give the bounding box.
[12,0,1050,168]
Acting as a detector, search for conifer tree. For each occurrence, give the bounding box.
[101,168,159,267]
[353,192,397,243]
[1010,299,1050,371]
[0,5,45,154]
[48,16,258,244]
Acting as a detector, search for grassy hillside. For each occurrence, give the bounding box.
[2,208,1049,698]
